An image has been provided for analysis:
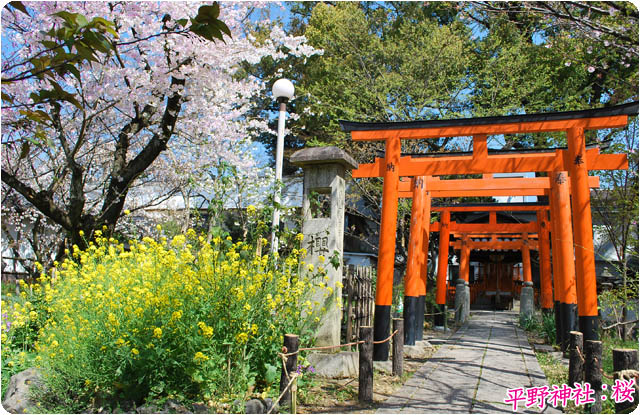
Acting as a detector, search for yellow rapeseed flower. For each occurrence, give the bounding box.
[193,351,209,363]
[197,322,213,338]
[153,327,162,338]
[131,348,139,355]
[235,332,248,343]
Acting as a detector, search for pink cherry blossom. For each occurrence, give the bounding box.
[1,2,320,270]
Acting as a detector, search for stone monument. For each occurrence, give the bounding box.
[290,146,357,347]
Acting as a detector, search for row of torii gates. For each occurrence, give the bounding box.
[340,101,638,361]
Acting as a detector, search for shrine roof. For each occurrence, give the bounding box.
[339,101,638,132]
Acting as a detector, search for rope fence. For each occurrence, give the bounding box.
[275,326,403,413]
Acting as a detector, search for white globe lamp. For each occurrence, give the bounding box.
[271,79,294,253]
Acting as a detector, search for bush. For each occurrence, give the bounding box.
[1,274,49,398]
[28,230,332,411]
[540,311,556,344]
[518,312,556,345]
[518,313,540,332]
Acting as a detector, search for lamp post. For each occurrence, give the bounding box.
[271,78,294,253]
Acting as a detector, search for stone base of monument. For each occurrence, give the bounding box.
[307,351,358,378]
[403,340,434,359]
[433,326,451,332]
[373,360,392,374]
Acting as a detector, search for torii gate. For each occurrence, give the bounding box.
[395,176,600,344]
[428,206,544,330]
[449,233,539,323]
[341,101,636,360]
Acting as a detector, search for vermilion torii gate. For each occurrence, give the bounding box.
[396,177,598,345]
[395,176,599,344]
[341,102,637,360]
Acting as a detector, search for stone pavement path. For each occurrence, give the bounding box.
[378,310,562,414]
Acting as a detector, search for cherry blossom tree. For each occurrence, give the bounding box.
[1,1,318,271]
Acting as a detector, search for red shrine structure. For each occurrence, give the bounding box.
[340,101,638,361]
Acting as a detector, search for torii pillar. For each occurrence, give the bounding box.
[550,170,578,349]
[416,191,432,341]
[435,210,451,327]
[537,210,553,315]
[373,135,400,360]
[567,127,599,341]
[404,176,427,345]
[520,234,534,319]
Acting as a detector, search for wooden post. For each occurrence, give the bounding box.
[613,348,638,413]
[359,326,374,402]
[280,334,299,408]
[392,318,404,377]
[291,377,298,414]
[345,265,353,343]
[568,331,584,386]
[584,340,603,413]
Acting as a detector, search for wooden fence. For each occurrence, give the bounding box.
[341,264,374,345]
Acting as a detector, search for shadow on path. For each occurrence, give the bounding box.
[376,311,561,414]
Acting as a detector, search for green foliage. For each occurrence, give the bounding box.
[189,3,231,42]
[518,313,540,332]
[1,277,50,398]
[535,352,568,387]
[519,312,556,345]
[541,312,557,345]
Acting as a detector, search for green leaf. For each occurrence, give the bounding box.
[19,142,30,160]
[74,43,97,62]
[214,20,231,38]
[41,40,58,49]
[82,31,111,54]
[195,3,220,22]
[63,63,82,82]
[75,14,88,28]
[19,109,51,124]
[7,1,29,16]
[176,18,188,27]
[190,2,230,42]
[53,11,80,28]
[63,94,82,110]
[90,17,119,38]
[264,363,278,384]
[1,92,14,103]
